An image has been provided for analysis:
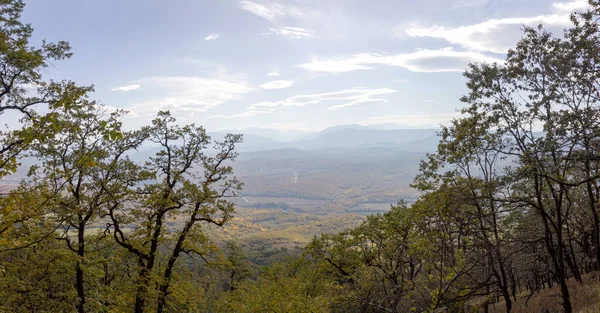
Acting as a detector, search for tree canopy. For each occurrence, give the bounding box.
[3,0,600,312]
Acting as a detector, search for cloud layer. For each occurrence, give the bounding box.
[99,0,594,130]
[259,80,294,89]
[552,0,589,12]
[205,33,220,41]
[297,48,504,73]
[249,87,396,111]
[122,76,253,117]
[405,14,571,54]
[112,84,141,92]
[239,0,302,22]
[264,26,315,38]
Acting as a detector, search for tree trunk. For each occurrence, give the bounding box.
[556,226,573,313]
[76,221,86,313]
[559,277,572,313]
[564,247,582,283]
[583,140,600,271]
[134,263,150,313]
[136,211,164,313]
[586,186,600,271]
[502,289,512,313]
[534,173,572,313]
[156,217,196,313]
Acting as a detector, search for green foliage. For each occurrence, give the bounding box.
[215,260,333,313]
[4,1,600,313]
[0,239,76,312]
[0,0,93,178]
[104,111,243,312]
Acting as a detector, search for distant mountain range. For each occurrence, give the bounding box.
[198,125,442,210]
[211,124,441,152]
[3,124,441,211]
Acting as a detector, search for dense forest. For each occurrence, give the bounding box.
[2,0,600,312]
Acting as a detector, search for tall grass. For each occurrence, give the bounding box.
[489,273,600,313]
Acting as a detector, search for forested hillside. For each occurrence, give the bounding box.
[2,0,600,312]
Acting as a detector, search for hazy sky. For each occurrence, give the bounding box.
[22,0,589,131]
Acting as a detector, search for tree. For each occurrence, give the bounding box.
[107,111,242,312]
[23,104,141,313]
[306,202,436,312]
[0,235,76,312]
[447,5,600,310]
[413,115,521,312]
[214,260,332,313]
[223,241,254,291]
[0,0,95,251]
[0,0,91,178]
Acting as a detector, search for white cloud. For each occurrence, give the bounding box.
[112,84,141,92]
[239,0,302,22]
[205,33,220,41]
[327,98,389,111]
[297,58,373,73]
[123,76,253,116]
[248,87,396,111]
[264,26,315,38]
[238,1,347,40]
[552,0,589,12]
[297,48,503,74]
[405,10,576,54]
[267,71,279,77]
[259,80,294,89]
[422,99,436,103]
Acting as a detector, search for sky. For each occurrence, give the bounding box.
[20,0,590,132]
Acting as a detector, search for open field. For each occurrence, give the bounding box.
[206,206,364,264]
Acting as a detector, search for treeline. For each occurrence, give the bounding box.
[0,97,244,312]
[221,3,600,313]
[0,1,244,312]
[2,0,600,312]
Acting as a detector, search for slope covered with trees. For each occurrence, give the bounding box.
[2,0,600,312]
